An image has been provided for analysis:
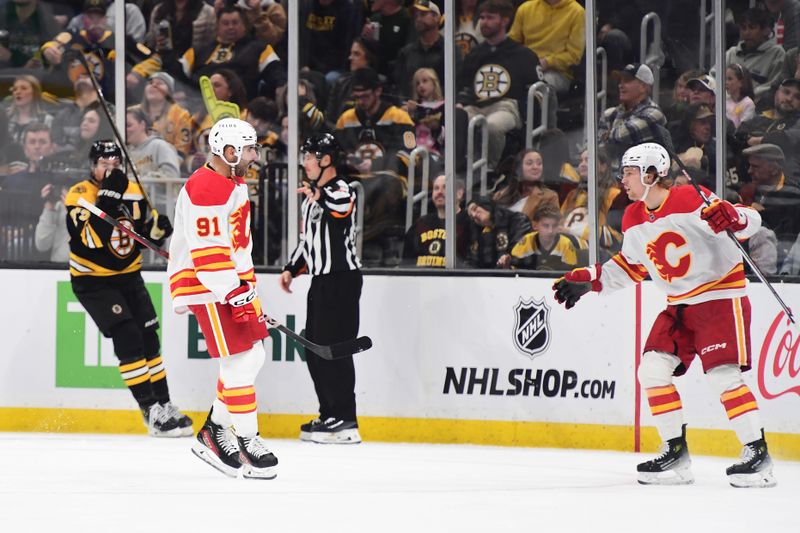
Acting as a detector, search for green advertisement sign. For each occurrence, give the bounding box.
[55,281,162,389]
[188,314,306,362]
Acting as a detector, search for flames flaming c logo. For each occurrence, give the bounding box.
[645,231,691,282]
[229,202,251,252]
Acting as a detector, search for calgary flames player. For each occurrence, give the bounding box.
[553,142,776,488]
[66,140,192,437]
[167,118,277,479]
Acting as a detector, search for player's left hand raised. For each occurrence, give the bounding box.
[701,200,747,233]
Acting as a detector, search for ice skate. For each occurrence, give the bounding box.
[142,403,184,438]
[191,415,242,478]
[310,417,362,444]
[637,424,694,485]
[299,417,323,441]
[237,434,278,479]
[727,430,777,488]
[161,401,194,437]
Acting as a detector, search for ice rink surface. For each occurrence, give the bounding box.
[0,433,797,533]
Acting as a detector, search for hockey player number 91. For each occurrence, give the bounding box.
[196,216,221,237]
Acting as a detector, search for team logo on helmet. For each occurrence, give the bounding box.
[513,297,551,359]
[229,202,251,252]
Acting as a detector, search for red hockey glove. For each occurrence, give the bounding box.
[700,200,747,233]
[225,282,261,323]
[552,264,603,310]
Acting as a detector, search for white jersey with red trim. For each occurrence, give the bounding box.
[599,185,761,305]
[167,165,256,312]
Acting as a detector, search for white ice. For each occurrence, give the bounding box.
[0,433,797,533]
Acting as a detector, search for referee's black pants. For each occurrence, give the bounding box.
[304,269,362,423]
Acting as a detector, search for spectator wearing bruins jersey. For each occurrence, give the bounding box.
[498,204,588,271]
[457,0,541,170]
[403,174,471,267]
[143,4,286,100]
[41,0,151,101]
[335,67,416,175]
[65,140,193,437]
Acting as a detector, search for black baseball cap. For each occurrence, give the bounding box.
[351,67,382,91]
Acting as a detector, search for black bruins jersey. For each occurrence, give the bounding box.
[510,232,588,271]
[65,179,147,277]
[403,211,471,267]
[335,102,416,171]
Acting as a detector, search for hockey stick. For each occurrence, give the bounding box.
[78,198,373,359]
[77,197,169,259]
[668,151,796,325]
[261,317,373,360]
[73,52,158,218]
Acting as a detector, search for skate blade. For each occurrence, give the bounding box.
[728,471,777,488]
[299,430,313,442]
[310,428,362,445]
[241,464,277,480]
[191,442,241,478]
[149,426,190,438]
[638,468,694,486]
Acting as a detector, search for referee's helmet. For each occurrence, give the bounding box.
[301,133,342,165]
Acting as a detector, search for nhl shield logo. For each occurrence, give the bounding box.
[513,297,551,359]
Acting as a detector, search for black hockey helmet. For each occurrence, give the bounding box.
[89,140,122,165]
[300,133,342,166]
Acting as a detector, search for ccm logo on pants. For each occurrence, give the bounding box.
[701,343,727,355]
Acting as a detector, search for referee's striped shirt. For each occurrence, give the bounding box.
[284,178,362,276]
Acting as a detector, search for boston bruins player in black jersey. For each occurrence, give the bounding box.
[65,140,192,437]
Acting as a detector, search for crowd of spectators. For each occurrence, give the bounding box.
[1,0,799,275]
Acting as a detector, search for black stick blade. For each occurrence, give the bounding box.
[327,336,373,359]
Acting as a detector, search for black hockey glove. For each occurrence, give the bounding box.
[552,265,603,309]
[96,168,128,210]
[144,213,173,245]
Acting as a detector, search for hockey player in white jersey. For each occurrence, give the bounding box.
[553,142,776,488]
[167,118,277,479]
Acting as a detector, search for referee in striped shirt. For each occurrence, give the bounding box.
[279,133,364,444]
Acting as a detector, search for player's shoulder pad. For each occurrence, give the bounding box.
[185,166,236,206]
[621,201,646,232]
[64,180,97,207]
[123,181,145,200]
[667,184,707,213]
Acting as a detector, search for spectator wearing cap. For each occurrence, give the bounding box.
[687,75,717,109]
[140,71,194,164]
[299,0,364,87]
[598,63,673,162]
[0,0,60,68]
[670,103,718,183]
[394,1,463,99]
[335,67,416,175]
[125,106,181,195]
[740,143,800,263]
[737,78,800,146]
[508,0,584,97]
[719,8,785,99]
[465,195,532,269]
[456,0,541,170]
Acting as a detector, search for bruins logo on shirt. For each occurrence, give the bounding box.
[474,64,510,100]
[355,140,386,162]
[455,33,479,57]
[109,219,136,259]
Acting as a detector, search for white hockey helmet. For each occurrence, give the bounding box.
[621,142,671,180]
[208,118,258,166]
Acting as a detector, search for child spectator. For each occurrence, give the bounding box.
[498,203,588,271]
[725,63,756,129]
[405,68,445,155]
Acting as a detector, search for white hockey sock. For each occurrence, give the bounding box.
[706,365,763,445]
[638,351,685,442]
[218,342,266,438]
